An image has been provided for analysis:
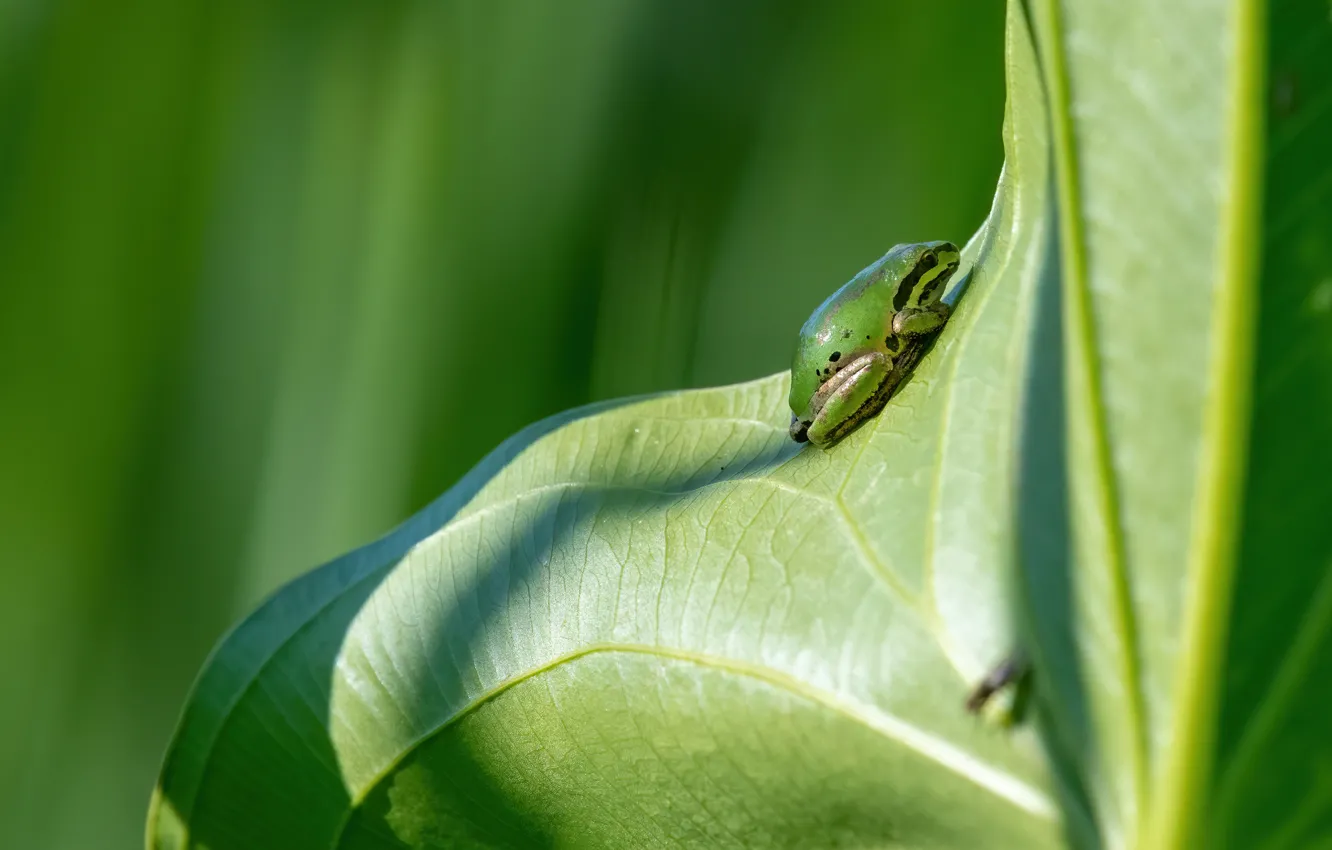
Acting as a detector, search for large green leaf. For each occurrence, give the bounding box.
[1018,0,1332,848]
[148,3,1064,848]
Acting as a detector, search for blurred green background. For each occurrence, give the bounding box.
[0,1,1005,847]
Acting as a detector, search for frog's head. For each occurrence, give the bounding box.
[891,241,961,311]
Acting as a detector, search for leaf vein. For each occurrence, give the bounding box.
[335,643,1059,830]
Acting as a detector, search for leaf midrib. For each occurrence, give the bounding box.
[1144,0,1265,842]
[1033,0,1151,832]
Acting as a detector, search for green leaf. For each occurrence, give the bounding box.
[148,3,1066,847]
[1019,0,1332,848]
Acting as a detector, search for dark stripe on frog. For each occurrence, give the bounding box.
[892,252,938,311]
[918,274,945,303]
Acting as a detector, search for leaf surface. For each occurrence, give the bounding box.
[1020,1,1332,848]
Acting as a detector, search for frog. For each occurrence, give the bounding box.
[788,241,961,448]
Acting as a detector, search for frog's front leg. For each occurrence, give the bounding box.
[891,301,952,337]
[804,351,895,447]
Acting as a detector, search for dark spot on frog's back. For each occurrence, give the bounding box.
[829,351,841,362]
[842,329,852,339]
[884,336,901,353]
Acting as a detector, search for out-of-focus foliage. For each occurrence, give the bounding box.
[0,1,1004,848]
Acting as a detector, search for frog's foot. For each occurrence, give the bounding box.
[891,302,952,336]
[789,414,811,443]
[805,351,894,448]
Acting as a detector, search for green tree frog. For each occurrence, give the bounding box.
[788,241,961,448]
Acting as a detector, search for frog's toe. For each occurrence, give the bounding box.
[789,415,810,443]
